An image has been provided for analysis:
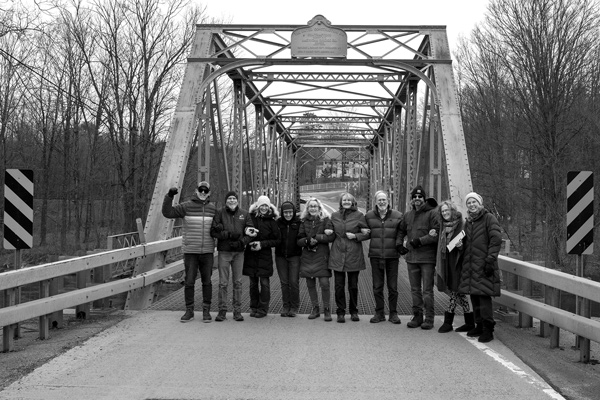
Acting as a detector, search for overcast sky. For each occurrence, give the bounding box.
[202,0,490,52]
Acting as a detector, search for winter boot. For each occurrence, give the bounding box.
[180,309,194,323]
[421,318,434,330]
[337,313,346,323]
[455,312,475,332]
[308,306,320,319]
[467,323,484,337]
[438,312,455,333]
[407,312,423,328]
[478,320,496,343]
[388,312,401,325]
[323,307,332,322]
[202,307,212,323]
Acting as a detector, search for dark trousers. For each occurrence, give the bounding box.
[183,253,214,310]
[275,255,300,311]
[370,257,399,315]
[407,262,435,319]
[249,276,271,314]
[334,270,360,315]
[471,294,494,324]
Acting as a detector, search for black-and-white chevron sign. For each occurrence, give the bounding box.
[567,171,593,255]
[3,169,34,250]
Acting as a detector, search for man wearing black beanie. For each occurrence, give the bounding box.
[398,185,440,330]
[210,190,255,322]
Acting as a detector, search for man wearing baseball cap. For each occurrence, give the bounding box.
[162,181,216,323]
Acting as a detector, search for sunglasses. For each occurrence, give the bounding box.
[198,188,209,194]
[412,195,423,199]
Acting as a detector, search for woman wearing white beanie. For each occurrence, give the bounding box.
[457,192,502,343]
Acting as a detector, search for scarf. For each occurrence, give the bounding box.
[439,218,460,260]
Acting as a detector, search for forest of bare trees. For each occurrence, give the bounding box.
[1,0,600,278]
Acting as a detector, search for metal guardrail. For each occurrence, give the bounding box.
[496,255,600,363]
[1,237,184,352]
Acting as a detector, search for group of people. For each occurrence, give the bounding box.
[162,181,502,343]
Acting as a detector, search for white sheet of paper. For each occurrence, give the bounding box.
[447,230,465,252]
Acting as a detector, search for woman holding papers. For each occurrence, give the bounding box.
[458,192,502,343]
[433,201,472,333]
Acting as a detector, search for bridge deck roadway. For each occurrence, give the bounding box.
[1,255,564,400]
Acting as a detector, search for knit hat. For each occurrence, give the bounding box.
[198,181,210,191]
[465,192,483,205]
[256,195,271,208]
[225,191,238,200]
[281,202,295,212]
[411,185,426,198]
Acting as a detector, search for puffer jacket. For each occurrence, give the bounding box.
[297,215,335,278]
[365,206,403,259]
[458,209,502,296]
[210,205,254,252]
[326,207,369,272]
[162,194,216,254]
[275,202,302,258]
[242,203,281,277]
[398,198,440,263]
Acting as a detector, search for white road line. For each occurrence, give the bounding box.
[460,333,565,399]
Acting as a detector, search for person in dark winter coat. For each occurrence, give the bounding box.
[242,195,281,318]
[275,201,303,317]
[297,198,335,321]
[162,181,217,323]
[325,193,369,323]
[434,200,473,333]
[364,190,404,324]
[398,185,440,330]
[210,191,255,322]
[458,192,502,343]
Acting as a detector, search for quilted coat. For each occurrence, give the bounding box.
[398,199,440,263]
[458,209,502,296]
[364,206,404,259]
[162,194,216,254]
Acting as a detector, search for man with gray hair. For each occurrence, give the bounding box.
[364,190,404,324]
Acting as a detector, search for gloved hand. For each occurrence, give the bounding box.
[308,236,318,247]
[229,231,241,240]
[396,244,409,255]
[213,223,223,233]
[409,238,422,249]
[167,187,178,198]
[484,263,495,277]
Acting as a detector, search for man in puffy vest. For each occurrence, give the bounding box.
[162,181,217,323]
[398,186,440,330]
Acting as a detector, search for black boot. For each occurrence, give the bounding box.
[467,323,483,337]
[455,312,475,332]
[438,312,454,333]
[308,306,320,319]
[407,312,423,328]
[478,320,496,343]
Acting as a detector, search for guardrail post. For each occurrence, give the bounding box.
[49,277,64,328]
[580,295,591,363]
[2,288,16,352]
[548,286,560,348]
[39,280,50,340]
[518,276,533,328]
[75,270,91,319]
[540,285,553,338]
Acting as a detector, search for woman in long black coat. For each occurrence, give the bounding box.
[242,195,281,318]
[458,192,502,343]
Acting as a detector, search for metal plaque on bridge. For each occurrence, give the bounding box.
[291,15,347,59]
[567,171,593,255]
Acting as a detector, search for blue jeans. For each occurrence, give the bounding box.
[183,253,214,310]
[306,277,330,308]
[370,258,399,315]
[217,251,244,312]
[407,262,435,319]
[275,256,300,311]
[334,270,359,315]
[249,276,270,314]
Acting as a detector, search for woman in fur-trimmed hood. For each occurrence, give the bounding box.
[242,195,281,317]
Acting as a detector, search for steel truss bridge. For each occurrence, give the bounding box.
[123,15,472,309]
